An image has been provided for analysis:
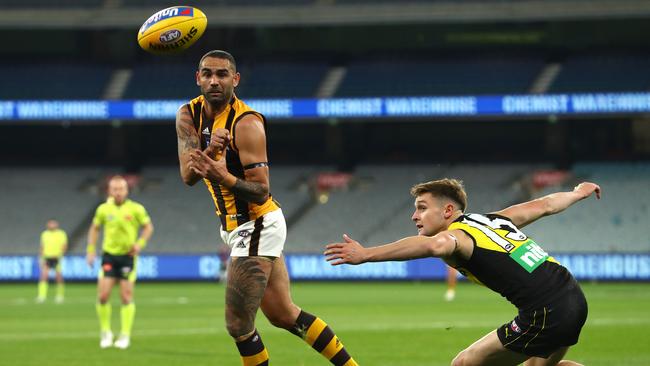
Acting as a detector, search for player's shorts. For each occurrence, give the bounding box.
[220,208,286,258]
[100,253,137,282]
[497,281,588,358]
[44,257,60,269]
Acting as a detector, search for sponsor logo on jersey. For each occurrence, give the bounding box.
[235,241,247,249]
[140,7,194,35]
[238,230,251,238]
[510,239,549,273]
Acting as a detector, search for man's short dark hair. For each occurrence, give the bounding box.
[198,50,236,72]
[410,178,468,212]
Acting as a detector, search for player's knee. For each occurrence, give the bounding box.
[97,294,110,304]
[225,317,253,338]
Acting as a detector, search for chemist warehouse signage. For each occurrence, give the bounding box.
[3,93,650,120]
[0,254,649,281]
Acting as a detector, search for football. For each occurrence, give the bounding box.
[137,6,207,54]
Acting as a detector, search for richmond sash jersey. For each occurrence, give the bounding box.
[185,95,280,231]
[449,213,575,311]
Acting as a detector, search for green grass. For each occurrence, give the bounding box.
[1,282,649,365]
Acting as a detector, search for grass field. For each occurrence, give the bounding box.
[1,281,649,366]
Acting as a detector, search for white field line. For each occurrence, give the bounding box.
[1,317,648,341]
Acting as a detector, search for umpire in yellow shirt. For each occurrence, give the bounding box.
[86,175,154,350]
[37,219,67,303]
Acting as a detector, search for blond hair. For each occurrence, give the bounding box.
[410,178,467,212]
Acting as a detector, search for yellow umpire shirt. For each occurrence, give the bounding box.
[92,198,151,256]
[41,229,67,258]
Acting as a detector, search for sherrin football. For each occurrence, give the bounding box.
[138,6,207,54]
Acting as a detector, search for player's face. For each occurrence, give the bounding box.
[196,57,240,106]
[108,179,129,204]
[411,193,447,236]
[46,220,58,230]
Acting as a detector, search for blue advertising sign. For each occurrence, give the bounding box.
[2,92,650,121]
[1,253,648,282]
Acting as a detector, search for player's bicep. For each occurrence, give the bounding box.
[175,105,200,160]
[175,105,202,184]
[234,116,269,186]
[430,229,467,258]
[492,198,549,228]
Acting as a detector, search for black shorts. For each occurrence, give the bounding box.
[101,253,135,280]
[44,258,59,268]
[497,282,588,358]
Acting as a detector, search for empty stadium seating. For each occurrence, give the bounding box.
[1,163,647,254]
[0,64,112,100]
[335,56,544,97]
[549,54,650,93]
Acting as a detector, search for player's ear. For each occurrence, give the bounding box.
[196,71,201,86]
[443,203,455,219]
[233,72,240,88]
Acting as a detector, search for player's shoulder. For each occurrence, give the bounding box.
[96,201,111,211]
[177,95,203,117]
[126,199,147,211]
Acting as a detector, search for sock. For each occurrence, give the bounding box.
[96,303,112,332]
[37,281,48,299]
[120,303,136,336]
[235,329,269,366]
[290,310,358,366]
[56,283,64,299]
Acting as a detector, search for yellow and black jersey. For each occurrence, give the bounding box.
[449,213,575,311]
[185,95,280,231]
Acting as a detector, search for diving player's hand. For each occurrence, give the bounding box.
[205,128,231,156]
[189,149,233,184]
[324,234,367,266]
[86,252,95,267]
[573,182,601,200]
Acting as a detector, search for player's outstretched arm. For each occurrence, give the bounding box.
[324,232,458,265]
[494,182,601,228]
[176,105,202,186]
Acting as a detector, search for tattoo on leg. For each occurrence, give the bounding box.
[226,257,270,337]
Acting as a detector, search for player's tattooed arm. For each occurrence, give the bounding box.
[227,115,270,205]
[230,178,269,205]
[176,105,202,186]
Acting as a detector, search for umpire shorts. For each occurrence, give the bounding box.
[101,253,137,282]
[220,209,286,258]
[497,281,588,358]
[44,257,60,270]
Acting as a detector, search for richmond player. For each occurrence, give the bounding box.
[326,178,600,366]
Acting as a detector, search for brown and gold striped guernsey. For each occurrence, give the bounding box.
[186,95,280,231]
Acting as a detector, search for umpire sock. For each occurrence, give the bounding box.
[37,280,48,300]
[120,303,136,336]
[236,329,269,366]
[290,310,358,366]
[96,303,112,332]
